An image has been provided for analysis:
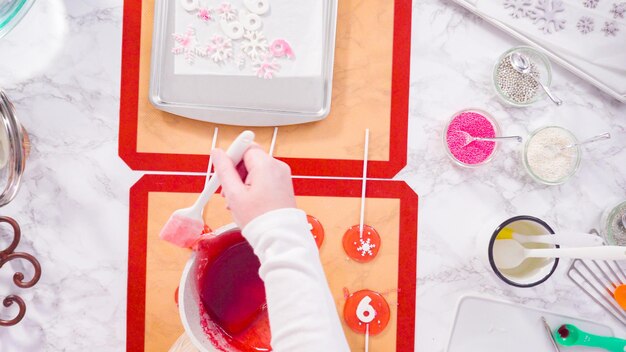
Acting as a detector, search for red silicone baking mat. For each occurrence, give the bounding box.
[118,0,411,178]
[127,174,418,351]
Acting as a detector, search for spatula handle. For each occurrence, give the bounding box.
[527,246,626,261]
[193,131,255,209]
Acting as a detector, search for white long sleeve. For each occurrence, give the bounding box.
[242,208,350,352]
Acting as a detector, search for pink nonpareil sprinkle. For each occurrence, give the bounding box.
[446,111,496,165]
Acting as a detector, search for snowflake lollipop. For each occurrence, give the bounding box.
[172,25,204,64]
[216,2,238,21]
[503,0,533,18]
[207,35,234,64]
[602,20,620,36]
[529,0,567,34]
[610,2,626,19]
[253,54,280,79]
[577,16,595,34]
[583,0,599,8]
[241,30,269,60]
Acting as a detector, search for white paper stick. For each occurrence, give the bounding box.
[204,127,219,188]
[365,323,370,352]
[269,127,278,157]
[359,129,370,238]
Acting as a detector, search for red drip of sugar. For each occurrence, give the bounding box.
[195,231,271,351]
[446,111,496,165]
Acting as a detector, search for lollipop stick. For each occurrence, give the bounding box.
[359,129,370,238]
[269,127,278,157]
[205,127,219,188]
[365,323,370,352]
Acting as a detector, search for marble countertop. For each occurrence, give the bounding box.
[0,0,624,351]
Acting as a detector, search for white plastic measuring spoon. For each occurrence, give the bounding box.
[494,240,626,270]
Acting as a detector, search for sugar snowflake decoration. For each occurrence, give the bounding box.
[602,20,620,36]
[172,26,205,64]
[503,0,533,18]
[577,16,595,34]
[197,7,213,22]
[207,35,233,63]
[355,238,376,257]
[253,54,280,79]
[529,0,567,34]
[241,30,269,60]
[610,2,626,18]
[583,0,599,8]
[216,2,238,21]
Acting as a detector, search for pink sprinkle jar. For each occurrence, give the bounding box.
[443,109,501,168]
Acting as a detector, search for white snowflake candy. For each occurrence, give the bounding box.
[602,20,620,36]
[503,0,533,18]
[207,35,234,64]
[583,0,599,8]
[172,25,205,64]
[253,54,280,79]
[356,238,376,257]
[216,2,238,21]
[610,2,626,18]
[577,16,595,34]
[241,30,269,60]
[529,0,567,34]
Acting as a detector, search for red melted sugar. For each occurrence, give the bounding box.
[195,230,271,351]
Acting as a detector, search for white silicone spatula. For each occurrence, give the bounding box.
[159,131,255,248]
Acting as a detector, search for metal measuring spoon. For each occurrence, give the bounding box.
[455,130,522,147]
[510,52,563,106]
[562,132,611,150]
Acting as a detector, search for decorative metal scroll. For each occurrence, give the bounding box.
[0,216,41,326]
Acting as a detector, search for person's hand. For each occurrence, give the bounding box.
[212,145,297,228]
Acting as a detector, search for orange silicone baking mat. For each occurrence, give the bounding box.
[127,175,418,351]
[119,0,411,178]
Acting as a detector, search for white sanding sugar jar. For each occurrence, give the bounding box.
[523,126,581,185]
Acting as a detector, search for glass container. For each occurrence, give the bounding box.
[443,108,501,168]
[523,126,581,186]
[493,46,552,107]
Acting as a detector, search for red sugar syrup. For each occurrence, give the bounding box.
[195,230,271,351]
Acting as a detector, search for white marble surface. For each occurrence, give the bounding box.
[397,0,626,350]
[0,0,624,351]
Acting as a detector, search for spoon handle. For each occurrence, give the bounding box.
[474,136,523,143]
[534,77,563,106]
[526,245,626,261]
[580,332,626,352]
[566,132,611,149]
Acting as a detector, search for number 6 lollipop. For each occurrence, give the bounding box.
[344,289,391,351]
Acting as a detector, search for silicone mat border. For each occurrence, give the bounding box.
[118,0,412,178]
[126,175,418,351]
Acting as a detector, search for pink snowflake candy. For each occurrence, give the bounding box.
[254,54,281,79]
[208,35,233,63]
[197,7,213,22]
[269,39,295,59]
[172,25,203,64]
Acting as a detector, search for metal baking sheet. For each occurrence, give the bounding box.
[149,0,338,126]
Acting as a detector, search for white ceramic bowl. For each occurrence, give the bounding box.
[477,215,559,288]
[178,223,239,352]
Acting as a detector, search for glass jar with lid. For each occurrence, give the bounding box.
[0,90,28,206]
